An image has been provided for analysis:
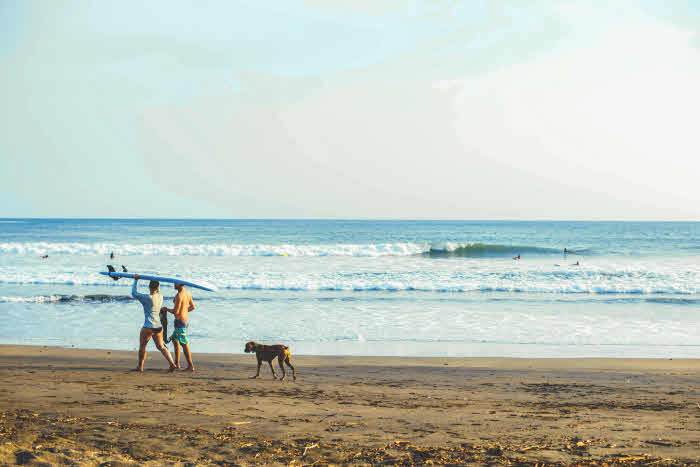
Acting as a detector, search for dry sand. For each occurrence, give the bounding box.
[1,344,699,465]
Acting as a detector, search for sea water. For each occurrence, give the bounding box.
[1,219,699,357]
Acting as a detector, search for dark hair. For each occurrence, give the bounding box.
[148,280,160,291]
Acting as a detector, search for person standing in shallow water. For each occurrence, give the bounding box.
[162,283,196,371]
[132,274,177,372]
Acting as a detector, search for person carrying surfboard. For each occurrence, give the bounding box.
[132,274,177,372]
[161,283,196,372]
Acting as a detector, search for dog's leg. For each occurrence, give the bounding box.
[250,357,262,379]
[285,355,296,381]
[268,360,277,379]
[278,355,286,381]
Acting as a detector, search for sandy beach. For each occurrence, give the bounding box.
[1,345,699,465]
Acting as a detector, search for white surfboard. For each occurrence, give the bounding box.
[99,271,217,292]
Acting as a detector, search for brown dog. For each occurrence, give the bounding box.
[244,341,296,381]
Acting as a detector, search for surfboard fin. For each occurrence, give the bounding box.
[121,265,128,272]
[106,265,119,280]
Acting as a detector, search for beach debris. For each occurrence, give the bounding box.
[643,440,674,447]
[614,455,653,462]
[14,450,37,465]
[486,444,503,455]
[0,409,688,466]
[213,427,238,441]
[519,444,549,453]
[302,442,319,456]
[563,437,595,454]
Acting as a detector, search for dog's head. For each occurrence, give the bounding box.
[244,341,257,353]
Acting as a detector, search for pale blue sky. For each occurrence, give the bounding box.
[1,1,699,219]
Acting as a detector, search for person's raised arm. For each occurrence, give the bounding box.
[131,274,148,303]
[131,275,139,297]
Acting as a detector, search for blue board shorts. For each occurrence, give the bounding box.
[170,328,189,345]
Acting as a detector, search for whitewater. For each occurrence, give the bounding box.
[1,219,699,357]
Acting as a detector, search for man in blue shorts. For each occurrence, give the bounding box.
[161,283,196,371]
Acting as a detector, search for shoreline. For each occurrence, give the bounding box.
[3,339,698,360]
[3,342,700,364]
[2,345,699,465]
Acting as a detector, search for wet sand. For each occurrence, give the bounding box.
[1,345,699,465]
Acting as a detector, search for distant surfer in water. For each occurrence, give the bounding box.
[131,274,177,372]
[513,254,520,260]
[161,283,196,372]
[110,252,115,259]
[40,255,48,259]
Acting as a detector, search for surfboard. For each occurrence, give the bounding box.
[99,272,217,292]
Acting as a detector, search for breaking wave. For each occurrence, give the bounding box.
[0,294,212,304]
[426,243,561,257]
[1,278,697,295]
[0,294,133,304]
[0,241,567,258]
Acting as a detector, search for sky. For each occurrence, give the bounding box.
[1,0,699,220]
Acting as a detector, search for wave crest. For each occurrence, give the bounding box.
[427,243,561,257]
[0,241,567,258]
[0,294,133,304]
[0,242,427,257]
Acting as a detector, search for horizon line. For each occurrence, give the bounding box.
[2,217,700,223]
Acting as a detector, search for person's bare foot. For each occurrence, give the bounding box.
[131,368,143,372]
[184,366,195,372]
[168,365,177,373]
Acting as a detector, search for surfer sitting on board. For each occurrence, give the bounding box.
[132,274,177,372]
[161,283,196,372]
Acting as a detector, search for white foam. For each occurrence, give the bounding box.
[0,242,429,257]
[1,270,698,295]
[0,295,63,303]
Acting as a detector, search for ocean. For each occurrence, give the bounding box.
[1,219,699,357]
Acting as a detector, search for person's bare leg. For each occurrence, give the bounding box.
[182,343,195,371]
[172,341,181,368]
[136,328,152,372]
[153,332,177,371]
